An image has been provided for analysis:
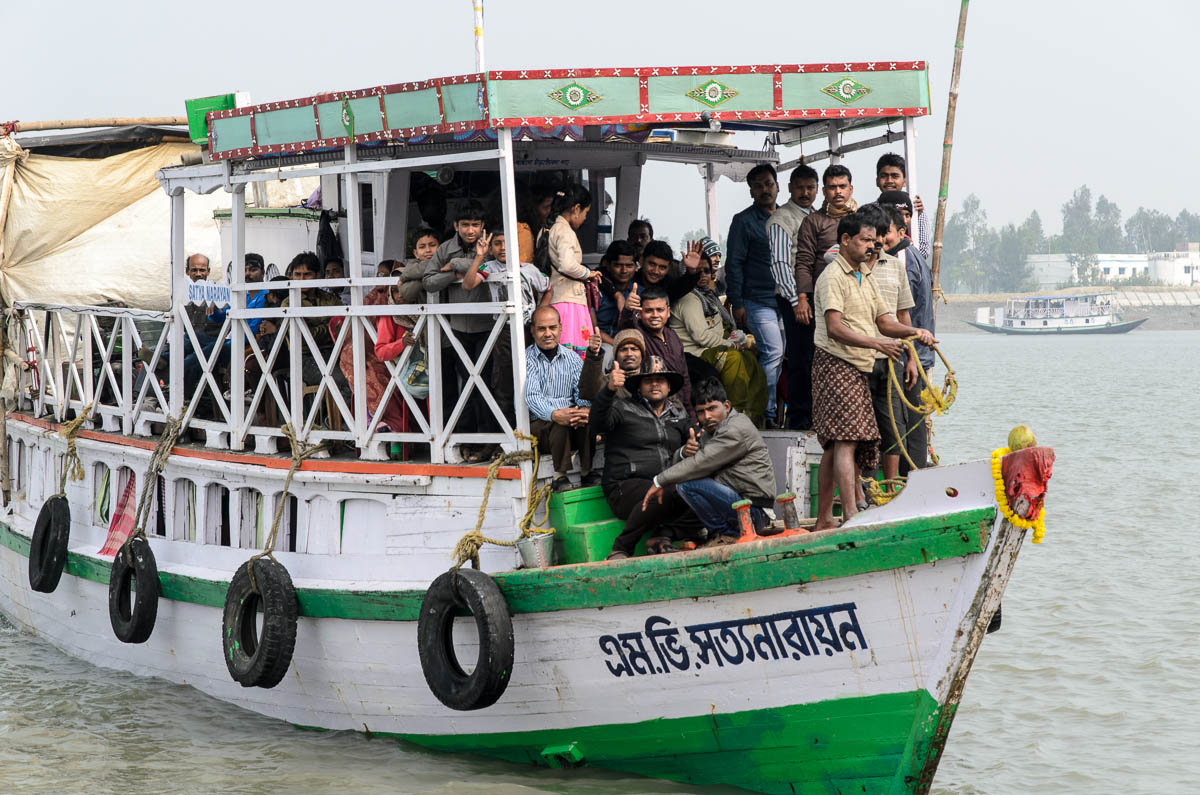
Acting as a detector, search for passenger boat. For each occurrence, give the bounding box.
[0,50,1054,794]
[966,291,1147,334]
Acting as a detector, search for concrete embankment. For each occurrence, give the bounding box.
[939,287,1200,332]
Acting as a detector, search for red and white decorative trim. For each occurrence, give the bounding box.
[485,61,924,79]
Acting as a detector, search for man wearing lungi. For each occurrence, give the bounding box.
[811,211,936,531]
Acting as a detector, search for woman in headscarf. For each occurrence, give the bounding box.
[330,262,413,441]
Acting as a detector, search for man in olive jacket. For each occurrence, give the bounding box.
[642,377,776,541]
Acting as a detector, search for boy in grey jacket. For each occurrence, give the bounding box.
[642,377,776,541]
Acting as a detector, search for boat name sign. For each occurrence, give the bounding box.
[598,602,868,677]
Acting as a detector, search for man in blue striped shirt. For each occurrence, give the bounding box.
[525,306,597,492]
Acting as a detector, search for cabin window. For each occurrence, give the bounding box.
[14,440,25,494]
[1103,267,1110,275]
[206,484,232,547]
[1042,320,1048,326]
[1185,266,1192,274]
[1118,267,1126,275]
[154,476,167,537]
[93,463,112,526]
[237,488,263,549]
[359,182,375,253]
[174,479,197,541]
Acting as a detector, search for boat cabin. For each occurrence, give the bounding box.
[7,61,931,562]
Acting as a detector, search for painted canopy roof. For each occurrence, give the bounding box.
[206,61,929,162]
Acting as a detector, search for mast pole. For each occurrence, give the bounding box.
[930,0,971,312]
[472,0,486,72]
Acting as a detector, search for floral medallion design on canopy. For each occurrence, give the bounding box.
[687,80,739,108]
[340,95,356,137]
[821,78,872,104]
[548,83,603,111]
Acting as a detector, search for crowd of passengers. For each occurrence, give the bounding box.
[164,153,935,549]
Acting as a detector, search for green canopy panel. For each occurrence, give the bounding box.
[205,61,929,162]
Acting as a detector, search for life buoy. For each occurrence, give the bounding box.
[108,536,160,644]
[417,568,513,711]
[221,558,298,689]
[29,495,71,593]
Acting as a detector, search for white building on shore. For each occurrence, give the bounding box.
[1026,244,1200,289]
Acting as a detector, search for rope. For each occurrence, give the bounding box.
[884,339,957,472]
[451,431,554,571]
[858,340,958,503]
[128,409,187,550]
[246,424,326,592]
[53,403,94,495]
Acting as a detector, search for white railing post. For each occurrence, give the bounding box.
[344,146,368,449]
[230,185,247,449]
[168,191,186,419]
[497,128,529,447]
[120,316,133,434]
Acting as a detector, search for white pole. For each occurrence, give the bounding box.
[229,185,246,448]
[498,127,528,443]
[827,122,842,165]
[472,0,486,73]
[903,116,920,228]
[168,191,186,419]
[344,146,368,450]
[703,163,719,241]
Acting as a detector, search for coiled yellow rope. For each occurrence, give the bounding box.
[452,431,554,570]
[860,339,957,505]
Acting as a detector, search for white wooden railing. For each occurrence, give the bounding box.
[12,293,526,463]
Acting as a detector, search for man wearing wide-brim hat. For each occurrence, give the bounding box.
[590,355,694,559]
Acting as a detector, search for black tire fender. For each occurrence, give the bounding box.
[29,495,71,593]
[108,536,160,644]
[221,558,298,689]
[417,568,514,711]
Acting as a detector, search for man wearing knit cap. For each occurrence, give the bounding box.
[578,327,646,401]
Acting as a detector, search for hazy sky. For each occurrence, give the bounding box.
[8,0,1199,246]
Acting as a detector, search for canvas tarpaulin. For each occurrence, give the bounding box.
[0,140,224,310]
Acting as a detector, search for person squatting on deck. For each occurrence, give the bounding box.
[590,357,693,560]
[811,211,936,532]
[524,306,597,493]
[640,378,777,547]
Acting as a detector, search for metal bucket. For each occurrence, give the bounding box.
[515,531,555,568]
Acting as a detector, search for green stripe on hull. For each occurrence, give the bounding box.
[0,506,993,621]
[391,689,944,794]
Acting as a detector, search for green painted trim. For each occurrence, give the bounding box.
[389,689,943,794]
[0,506,992,623]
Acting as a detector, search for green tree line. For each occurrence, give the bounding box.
[940,187,1200,292]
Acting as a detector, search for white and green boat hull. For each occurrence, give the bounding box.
[0,437,1020,794]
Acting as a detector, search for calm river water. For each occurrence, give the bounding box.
[1,330,1196,794]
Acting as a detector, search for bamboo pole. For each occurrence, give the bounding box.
[10,117,188,133]
[930,0,971,312]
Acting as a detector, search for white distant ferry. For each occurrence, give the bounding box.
[967,291,1146,335]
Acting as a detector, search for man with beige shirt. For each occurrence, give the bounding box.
[858,203,917,484]
[811,211,935,532]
